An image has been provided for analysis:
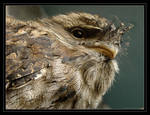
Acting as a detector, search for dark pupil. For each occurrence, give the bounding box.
[73,30,84,38]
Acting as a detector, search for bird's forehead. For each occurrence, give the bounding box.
[79,14,109,27]
[52,12,110,29]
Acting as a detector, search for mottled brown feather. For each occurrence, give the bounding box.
[6,12,132,109]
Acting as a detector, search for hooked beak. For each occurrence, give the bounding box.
[86,44,118,59]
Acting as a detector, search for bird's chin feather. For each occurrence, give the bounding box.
[111,60,119,73]
[76,58,117,108]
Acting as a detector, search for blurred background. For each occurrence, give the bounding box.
[6,5,144,109]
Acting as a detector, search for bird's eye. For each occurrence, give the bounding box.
[71,28,85,38]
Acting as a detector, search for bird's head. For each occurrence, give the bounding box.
[48,12,133,61]
[39,12,133,64]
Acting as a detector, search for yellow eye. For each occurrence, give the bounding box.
[71,28,85,38]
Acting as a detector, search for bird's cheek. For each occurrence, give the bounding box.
[51,40,75,57]
[60,47,78,57]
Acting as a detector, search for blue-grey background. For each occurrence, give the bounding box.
[6,5,144,109]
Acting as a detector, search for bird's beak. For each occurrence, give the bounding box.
[86,44,118,59]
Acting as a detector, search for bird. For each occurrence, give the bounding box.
[5,12,133,109]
